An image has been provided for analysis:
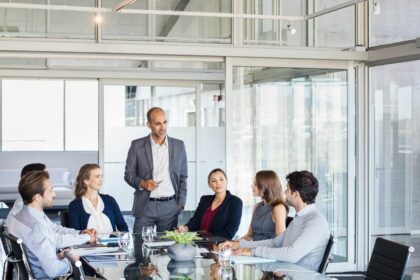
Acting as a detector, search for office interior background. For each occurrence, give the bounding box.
[0,0,419,274]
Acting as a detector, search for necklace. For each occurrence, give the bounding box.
[88,195,99,208]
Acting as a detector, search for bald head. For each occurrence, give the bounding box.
[146,107,167,144]
[147,107,165,123]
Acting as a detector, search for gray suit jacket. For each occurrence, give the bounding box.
[124,135,188,218]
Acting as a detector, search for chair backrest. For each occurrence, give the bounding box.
[58,210,69,227]
[64,251,86,280]
[286,216,293,228]
[366,237,415,280]
[1,222,14,280]
[0,221,11,255]
[2,232,35,280]
[318,234,335,273]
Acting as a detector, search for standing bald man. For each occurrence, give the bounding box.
[124,107,188,234]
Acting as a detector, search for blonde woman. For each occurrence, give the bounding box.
[68,164,128,233]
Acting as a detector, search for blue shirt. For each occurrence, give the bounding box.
[5,198,90,249]
[7,205,90,279]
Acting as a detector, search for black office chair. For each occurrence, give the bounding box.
[2,232,35,280]
[365,237,414,280]
[318,234,335,273]
[286,216,293,227]
[1,222,14,280]
[64,251,86,280]
[328,237,415,280]
[58,210,69,227]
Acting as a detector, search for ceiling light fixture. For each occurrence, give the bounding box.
[287,22,296,35]
[94,14,103,24]
[372,0,381,15]
[114,0,137,12]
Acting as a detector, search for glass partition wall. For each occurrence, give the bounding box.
[0,0,360,48]
[369,60,420,274]
[227,60,355,269]
[102,81,226,212]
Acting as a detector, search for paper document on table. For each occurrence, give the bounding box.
[230,256,276,264]
[144,240,175,248]
[197,247,209,253]
[84,254,133,263]
[70,247,119,256]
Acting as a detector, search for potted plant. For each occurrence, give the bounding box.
[162,231,201,262]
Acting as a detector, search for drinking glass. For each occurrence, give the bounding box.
[219,265,234,280]
[218,247,232,266]
[117,231,131,248]
[142,224,156,242]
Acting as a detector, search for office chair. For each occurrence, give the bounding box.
[1,223,14,280]
[328,237,415,280]
[2,232,35,280]
[64,251,86,280]
[286,217,293,227]
[318,234,335,273]
[58,210,69,227]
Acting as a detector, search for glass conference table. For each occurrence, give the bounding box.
[81,233,331,280]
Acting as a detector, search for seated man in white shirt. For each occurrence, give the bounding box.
[7,170,96,279]
[220,170,330,271]
[5,163,95,249]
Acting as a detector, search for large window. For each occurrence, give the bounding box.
[370,60,420,273]
[314,0,355,48]
[231,66,350,262]
[101,0,232,44]
[1,79,98,151]
[370,0,420,46]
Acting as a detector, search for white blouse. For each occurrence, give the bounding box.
[82,195,113,234]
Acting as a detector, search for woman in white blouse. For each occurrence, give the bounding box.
[68,164,128,234]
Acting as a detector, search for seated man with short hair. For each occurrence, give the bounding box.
[220,170,330,271]
[7,170,95,279]
[5,163,95,249]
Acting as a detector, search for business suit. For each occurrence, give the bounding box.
[186,191,243,239]
[124,134,188,232]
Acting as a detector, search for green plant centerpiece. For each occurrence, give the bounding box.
[162,231,201,262]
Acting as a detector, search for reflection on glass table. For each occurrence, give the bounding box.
[82,233,332,280]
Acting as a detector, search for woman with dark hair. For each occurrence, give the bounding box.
[68,164,128,233]
[241,170,288,241]
[178,168,243,239]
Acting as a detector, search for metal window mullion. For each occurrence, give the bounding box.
[96,0,102,43]
[98,79,105,166]
[195,82,201,213]
[232,0,243,46]
[45,0,50,36]
[0,79,2,151]
[63,80,66,151]
[225,57,234,182]
[347,61,357,271]
[356,63,369,271]
[306,0,315,47]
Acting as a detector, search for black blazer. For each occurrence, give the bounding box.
[186,191,243,239]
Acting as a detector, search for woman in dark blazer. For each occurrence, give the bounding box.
[178,168,243,239]
[68,164,128,233]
